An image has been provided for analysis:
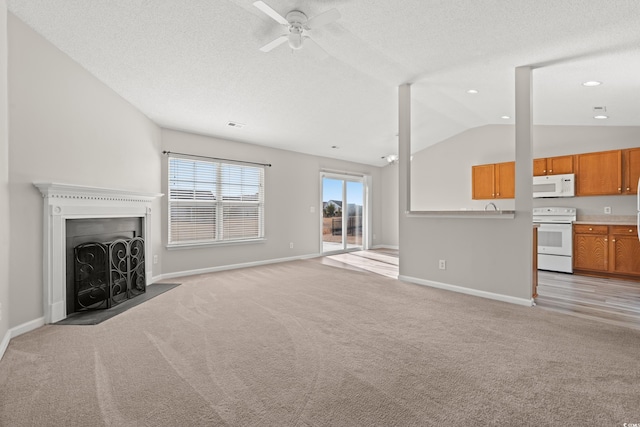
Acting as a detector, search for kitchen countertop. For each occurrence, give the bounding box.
[574,215,636,226]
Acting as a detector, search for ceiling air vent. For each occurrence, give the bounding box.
[592,106,607,113]
[226,121,245,129]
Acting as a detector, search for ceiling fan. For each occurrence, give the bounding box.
[253,1,340,52]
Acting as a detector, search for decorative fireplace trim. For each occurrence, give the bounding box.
[34,182,163,323]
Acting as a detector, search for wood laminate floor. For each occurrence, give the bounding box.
[536,270,640,330]
[321,249,399,279]
[321,250,640,330]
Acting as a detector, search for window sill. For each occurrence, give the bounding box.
[167,238,267,250]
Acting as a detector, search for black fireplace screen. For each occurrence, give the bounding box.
[74,237,145,310]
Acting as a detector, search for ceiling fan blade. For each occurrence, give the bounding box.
[306,8,340,29]
[259,35,288,52]
[253,1,289,26]
[302,37,329,60]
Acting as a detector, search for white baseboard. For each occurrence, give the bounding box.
[149,275,164,285]
[371,244,399,250]
[155,253,320,282]
[0,329,10,362]
[11,317,46,338]
[399,275,534,307]
[0,316,46,362]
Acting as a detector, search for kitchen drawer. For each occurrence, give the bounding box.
[610,225,638,235]
[574,224,608,234]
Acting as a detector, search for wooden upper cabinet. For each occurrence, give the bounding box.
[472,162,515,199]
[546,155,574,175]
[533,155,574,176]
[575,150,622,196]
[495,161,515,199]
[472,164,495,199]
[623,148,640,194]
[533,158,547,176]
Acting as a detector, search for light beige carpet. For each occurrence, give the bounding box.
[1,259,639,426]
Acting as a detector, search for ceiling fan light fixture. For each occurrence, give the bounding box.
[288,31,303,49]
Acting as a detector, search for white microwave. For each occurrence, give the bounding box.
[533,173,575,198]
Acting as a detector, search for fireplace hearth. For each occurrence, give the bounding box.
[74,237,145,311]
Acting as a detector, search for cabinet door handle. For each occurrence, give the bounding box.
[605,238,608,242]
[612,239,615,242]
[543,169,546,173]
[627,187,631,191]
[549,170,553,173]
[618,187,622,192]
[496,193,500,196]
[630,229,634,233]
[589,227,593,231]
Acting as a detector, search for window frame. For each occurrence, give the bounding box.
[167,155,265,248]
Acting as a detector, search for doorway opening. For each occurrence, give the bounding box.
[321,173,367,254]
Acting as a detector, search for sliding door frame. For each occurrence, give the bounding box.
[319,171,371,254]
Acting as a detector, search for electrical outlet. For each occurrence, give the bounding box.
[604,206,612,214]
[290,242,294,249]
[153,255,158,264]
[439,260,446,270]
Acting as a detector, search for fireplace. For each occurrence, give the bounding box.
[73,237,145,311]
[67,217,145,314]
[35,183,162,323]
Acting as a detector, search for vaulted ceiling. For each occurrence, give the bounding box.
[7,0,640,165]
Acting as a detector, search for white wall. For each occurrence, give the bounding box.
[380,163,399,247]
[160,129,384,276]
[411,124,640,216]
[0,0,10,353]
[7,14,162,328]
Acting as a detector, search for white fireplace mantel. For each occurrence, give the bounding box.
[35,182,163,323]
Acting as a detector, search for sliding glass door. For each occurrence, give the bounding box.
[322,174,365,254]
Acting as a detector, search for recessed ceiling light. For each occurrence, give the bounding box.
[331,145,339,149]
[466,89,479,94]
[501,115,511,119]
[582,81,602,87]
[594,115,609,119]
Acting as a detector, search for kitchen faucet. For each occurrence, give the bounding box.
[484,202,498,211]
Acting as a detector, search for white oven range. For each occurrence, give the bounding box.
[533,207,576,273]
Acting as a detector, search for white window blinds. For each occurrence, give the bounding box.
[168,157,264,245]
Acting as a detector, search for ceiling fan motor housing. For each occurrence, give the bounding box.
[286,10,307,49]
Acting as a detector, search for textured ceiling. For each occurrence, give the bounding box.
[7,0,640,165]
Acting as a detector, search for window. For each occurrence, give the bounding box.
[168,156,264,245]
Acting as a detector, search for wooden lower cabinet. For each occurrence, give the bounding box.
[610,226,640,275]
[574,224,640,278]
[574,225,608,272]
